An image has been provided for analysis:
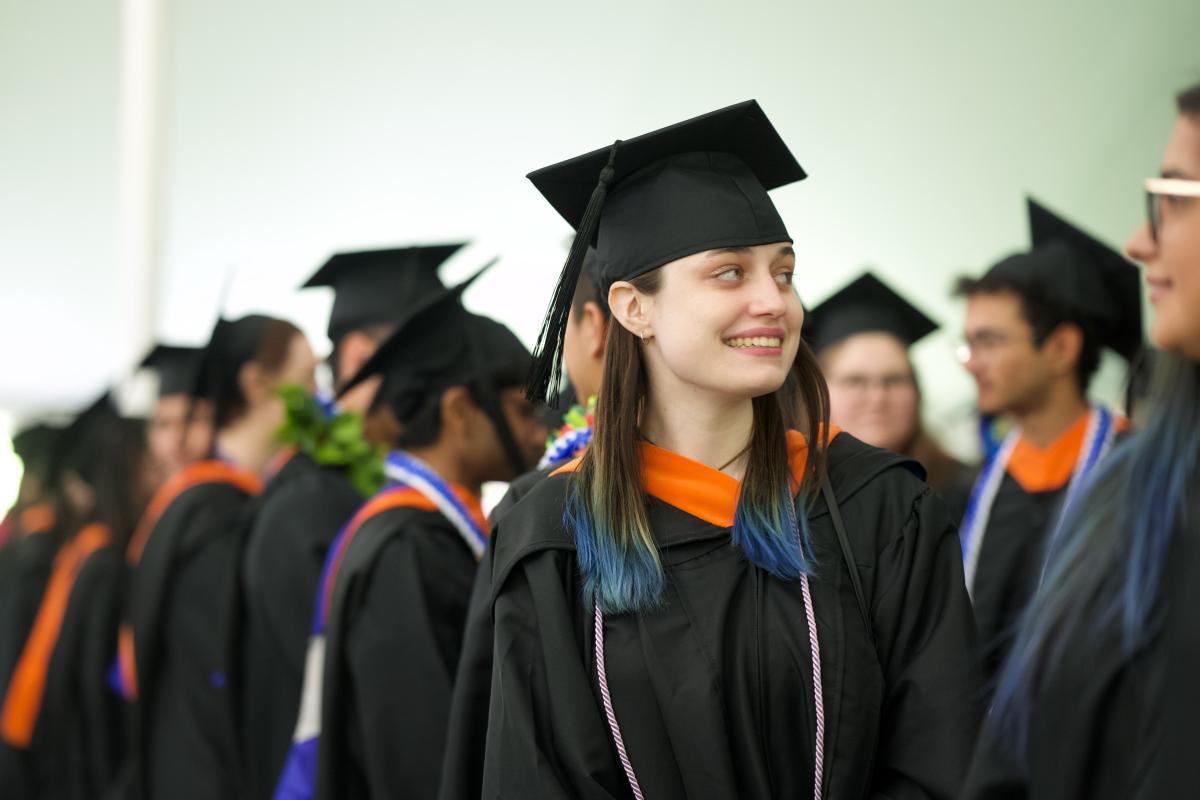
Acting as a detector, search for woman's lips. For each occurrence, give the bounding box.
[1146,275,1173,304]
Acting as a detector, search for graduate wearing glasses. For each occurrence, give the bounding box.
[964,80,1200,800]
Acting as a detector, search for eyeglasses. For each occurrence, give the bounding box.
[954,331,1035,364]
[1144,177,1200,242]
[829,373,915,394]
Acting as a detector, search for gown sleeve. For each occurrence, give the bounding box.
[342,523,474,797]
[868,485,984,800]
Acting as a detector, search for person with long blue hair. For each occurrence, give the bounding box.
[963,80,1200,799]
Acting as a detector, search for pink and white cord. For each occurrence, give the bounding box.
[594,601,646,799]
[593,577,825,800]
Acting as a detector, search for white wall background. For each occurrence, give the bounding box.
[3,0,1199,502]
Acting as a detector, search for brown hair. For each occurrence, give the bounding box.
[572,267,830,609]
[212,316,304,429]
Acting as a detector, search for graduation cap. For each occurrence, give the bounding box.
[50,392,123,484]
[526,99,806,402]
[984,198,1142,361]
[140,344,203,398]
[339,260,534,474]
[802,272,939,355]
[12,423,65,479]
[302,244,463,343]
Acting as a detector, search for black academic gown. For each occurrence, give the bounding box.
[0,523,64,793]
[962,585,1166,799]
[124,476,258,800]
[22,542,126,800]
[442,433,982,800]
[968,474,1064,685]
[240,451,362,800]
[317,500,479,799]
[440,466,552,800]
[0,523,64,696]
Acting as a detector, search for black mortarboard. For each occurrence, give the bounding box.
[51,392,122,484]
[140,344,203,398]
[340,260,534,473]
[302,244,463,342]
[12,423,64,478]
[526,100,806,402]
[983,198,1143,360]
[802,272,939,354]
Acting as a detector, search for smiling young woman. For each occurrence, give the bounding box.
[440,101,981,800]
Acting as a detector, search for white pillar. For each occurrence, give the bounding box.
[116,0,166,372]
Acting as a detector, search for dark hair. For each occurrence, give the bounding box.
[1178,81,1200,115]
[391,368,529,451]
[56,417,148,547]
[993,350,1200,754]
[209,316,304,429]
[570,250,609,319]
[568,267,831,613]
[954,274,1102,392]
[991,84,1200,755]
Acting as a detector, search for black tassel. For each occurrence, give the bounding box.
[526,139,621,406]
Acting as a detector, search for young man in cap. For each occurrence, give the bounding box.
[956,198,1142,685]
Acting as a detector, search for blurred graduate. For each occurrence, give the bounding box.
[275,264,545,799]
[955,197,1141,687]
[239,245,459,799]
[964,80,1200,799]
[804,271,975,519]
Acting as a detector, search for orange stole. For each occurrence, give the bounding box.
[0,523,112,747]
[116,460,263,699]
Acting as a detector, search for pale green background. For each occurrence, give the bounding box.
[2,0,1198,506]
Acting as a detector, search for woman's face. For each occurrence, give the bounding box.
[823,332,919,452]
[1126,114,1200,359]
[632,242,803,403]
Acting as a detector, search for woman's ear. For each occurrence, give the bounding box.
[608,280,652,338]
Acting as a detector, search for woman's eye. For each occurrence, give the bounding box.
[775,270,795,285]
[716,267,741,281]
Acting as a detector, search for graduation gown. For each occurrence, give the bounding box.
[0,508,62,697]
[240,450,362,800]
[311,485,483,800]
[443,431,982,799]
[120,460,262,800]
[969,413,1127,685]
[0,524,126,799]
[962,578,1166,799]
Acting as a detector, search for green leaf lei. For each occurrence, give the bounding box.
[275,384,384,498]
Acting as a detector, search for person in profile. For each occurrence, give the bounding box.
[276,266,545,800]
[954,197,1142,687]
[963,79,1200,800]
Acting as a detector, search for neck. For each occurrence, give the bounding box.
[640,383,754,479]
[216,418,279,475]
[1013,384,1089,449]
[403,442,480,495]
